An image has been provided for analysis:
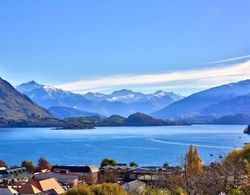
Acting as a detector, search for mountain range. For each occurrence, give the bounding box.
[16,81,183,117]
[2,76,250,126]
[153,80,250,121]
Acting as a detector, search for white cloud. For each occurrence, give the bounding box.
[55,60,250,95]
[205,54,250,64]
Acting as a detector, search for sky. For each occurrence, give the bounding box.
[0,0,250,95]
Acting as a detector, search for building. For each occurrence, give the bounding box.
[19,178,65,195]
[126,166,182,182]
[34,172,78,189]
[0,167,31,183]
[100,164,132,182]
[52,165,98,184]
[0,186,18,195]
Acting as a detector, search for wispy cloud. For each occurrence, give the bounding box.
[55,58,250,95]
[205,54,250,64]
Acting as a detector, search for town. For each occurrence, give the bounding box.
[0,144,249,195]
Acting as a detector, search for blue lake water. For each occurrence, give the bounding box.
[0,125,249,167]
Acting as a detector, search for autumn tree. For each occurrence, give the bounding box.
[0,160,7,168]
[21,160,35,172]
[185,145,203,176]
[37,157,52,171]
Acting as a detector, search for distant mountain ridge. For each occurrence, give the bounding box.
[48,106,99,119]
[0,77,52,120]
[153,80,250,120]
[16,81,183,117]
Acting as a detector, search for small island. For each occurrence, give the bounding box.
[58,112,190,130]
[243,125,250,134]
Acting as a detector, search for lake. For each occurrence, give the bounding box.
[0,125,249,167]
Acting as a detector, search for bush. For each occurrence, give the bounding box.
[64,183,126,195]
[142,187,170,195]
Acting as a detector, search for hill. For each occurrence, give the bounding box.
[64,112,185,127]
[0,77,65,127]
[48,106,98,119]
[153,80,250,119]
[0,77,52,120]
[211,114,250,125]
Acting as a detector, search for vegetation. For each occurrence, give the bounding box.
[64,183,127,195]
[100,158,117,167]
[21,160,35,172]
[0,160,7,168]
[185,145,203,176]
[63,113,188,129]
[129,161,138,167]
[142,187,169,195]
[163,162,170,168]
[37,157,52,171]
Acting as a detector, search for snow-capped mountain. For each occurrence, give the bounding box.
[16,81,183,117]
[153,79,250,119]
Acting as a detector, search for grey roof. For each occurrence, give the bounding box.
[52,165,98,173]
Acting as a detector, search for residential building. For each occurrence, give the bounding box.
[0,167,31,182]
[52,165,98,184]
[19,178,65,195]
[34,172,78,189]
[126,166,183,182]
[0,186,18,195]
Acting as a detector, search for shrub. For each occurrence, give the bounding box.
[64,183,126,195]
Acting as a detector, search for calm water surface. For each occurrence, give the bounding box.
[0,125,249,166]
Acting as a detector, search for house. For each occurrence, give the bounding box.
[0,167,31,182]
[0,186,18,195]
[51,165,98,184]
[126,166,182,182]
[19,178,65,195]
[34,172,78,188]
[100,164,132,182]
[0,174,3,184]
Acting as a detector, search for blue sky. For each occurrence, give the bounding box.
[0,0,250,95]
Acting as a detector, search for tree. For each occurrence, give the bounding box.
[129,161,138,167]
[100,158,117,167]
[37,157,52,171]
[0,160,7,168]
[21,160,35,172]
[185,145,203,176]
[163,162,170,168]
